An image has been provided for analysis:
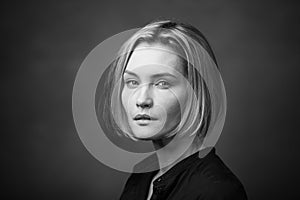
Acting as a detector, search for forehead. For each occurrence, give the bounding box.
[126,43,183,74]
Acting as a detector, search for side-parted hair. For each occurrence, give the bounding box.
[102,19,218,141]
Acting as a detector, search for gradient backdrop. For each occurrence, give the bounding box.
[2,0,299,199]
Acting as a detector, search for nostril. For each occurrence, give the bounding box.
[136,96,153,108]
[136,102,151,108]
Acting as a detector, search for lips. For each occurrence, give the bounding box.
[134,114,156,121]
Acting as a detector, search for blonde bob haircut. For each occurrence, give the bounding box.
[102,20,218,142]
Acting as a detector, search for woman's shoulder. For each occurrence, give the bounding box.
[186,148,248,199]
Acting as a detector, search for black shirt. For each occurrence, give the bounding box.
[119,148,247,200]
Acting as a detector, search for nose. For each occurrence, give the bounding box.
[136,84,153,109]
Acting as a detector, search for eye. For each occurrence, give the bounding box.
[125,80,139,88]
[155,80,170,89]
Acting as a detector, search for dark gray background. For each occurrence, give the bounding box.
[2,0,299,199]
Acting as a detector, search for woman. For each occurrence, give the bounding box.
[103,20,247,200]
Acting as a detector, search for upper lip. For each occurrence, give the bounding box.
[134,114,156,120]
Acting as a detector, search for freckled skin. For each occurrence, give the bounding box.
[121,43,188,140]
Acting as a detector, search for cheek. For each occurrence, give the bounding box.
[121,88,131,113]
[158,93,181,117]
[165,87,188,113]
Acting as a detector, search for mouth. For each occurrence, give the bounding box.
[133,114,157,121]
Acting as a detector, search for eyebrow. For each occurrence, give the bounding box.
[124,70,177,79]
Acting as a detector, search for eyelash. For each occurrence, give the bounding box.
[125,80,170,89]
[125,80,139,87]
[155,81,170,88]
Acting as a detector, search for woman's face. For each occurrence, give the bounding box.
[121,43,188,140]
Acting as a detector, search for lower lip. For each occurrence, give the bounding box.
[135,120,155,125]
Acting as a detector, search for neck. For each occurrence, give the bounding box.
[151,134,199,176]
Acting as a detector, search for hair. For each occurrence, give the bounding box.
[101,19,218,142]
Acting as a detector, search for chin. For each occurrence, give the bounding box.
[131,130,157,140]
[131,128,168,141]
